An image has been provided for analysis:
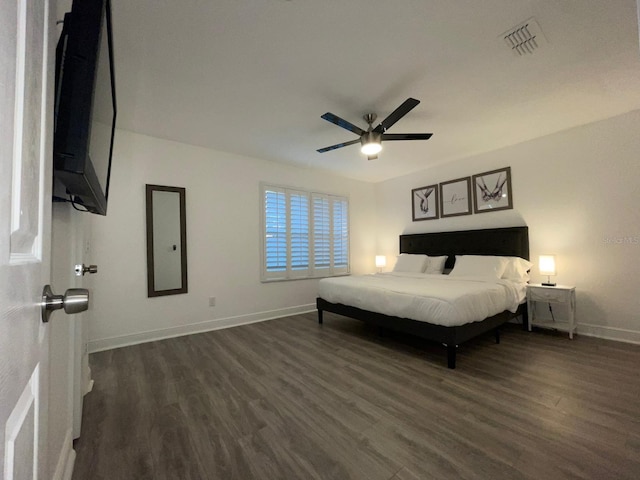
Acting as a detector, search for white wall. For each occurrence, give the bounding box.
[48,201,93,478]
[48,204,75,479]
[89,110,640,350]
[46,1,91,478]
[88,130,377,351]
[375,109,640,342]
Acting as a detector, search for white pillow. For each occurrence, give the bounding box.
[449,255,509,279]
[501,257,533,282]
[424,255,448,274]
[393,254,428,273]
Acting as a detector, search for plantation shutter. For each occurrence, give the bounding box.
[262,184,348,281]
[332,196,349,274]
[289,190,310,277]
[312,195,330,273]
[264,187,287,279]
[311,193,349,276]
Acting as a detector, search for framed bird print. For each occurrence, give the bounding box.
[472,167,513,213]
[412,184,439,221]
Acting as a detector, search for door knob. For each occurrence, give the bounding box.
[75,264,98,276]
[41,285,89,323]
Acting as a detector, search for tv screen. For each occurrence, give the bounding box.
[53,0,116,215]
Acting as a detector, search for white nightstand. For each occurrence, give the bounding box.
[527,284,577,339]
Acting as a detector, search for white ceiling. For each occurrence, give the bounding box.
[110,0,640,183]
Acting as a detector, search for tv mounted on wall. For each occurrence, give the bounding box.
[53,0,116,215]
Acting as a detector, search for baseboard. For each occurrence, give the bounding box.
[575,323,640,344]
[88,304,316,353]
[51,427,76,480]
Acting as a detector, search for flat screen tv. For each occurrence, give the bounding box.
[53,0,116,215]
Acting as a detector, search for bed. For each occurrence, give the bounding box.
[316,226,530,368]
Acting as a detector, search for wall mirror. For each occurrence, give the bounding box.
[146,184,188,297]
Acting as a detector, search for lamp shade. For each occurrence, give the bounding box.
[375,255,387,268]
[360,131,382,155]
[539,255,557,276]
[361,141,382,156]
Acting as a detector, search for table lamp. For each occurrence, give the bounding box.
[539,254,557,286]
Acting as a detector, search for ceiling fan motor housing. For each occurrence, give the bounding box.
[363,113,377,126]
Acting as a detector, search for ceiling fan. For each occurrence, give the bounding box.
[317,98,433,160]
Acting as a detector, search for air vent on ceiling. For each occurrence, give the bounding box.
[501,18,545,56]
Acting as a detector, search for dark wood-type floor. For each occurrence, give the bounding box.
[72,313,640,480]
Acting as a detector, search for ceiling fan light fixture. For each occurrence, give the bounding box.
[361,142,382,155]
[360,132,382,155]
[317,98,431,156]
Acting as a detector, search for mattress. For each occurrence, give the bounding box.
[318,272,527,327]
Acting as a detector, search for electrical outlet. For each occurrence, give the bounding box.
[209,297,216,307]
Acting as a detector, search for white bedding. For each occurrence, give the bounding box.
[318,272,527,327]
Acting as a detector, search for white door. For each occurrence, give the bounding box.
[1,0,54,478]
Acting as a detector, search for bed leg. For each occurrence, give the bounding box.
[318,309,323,325]
[522,305,529,331]
[446,345,457,369]
[495,327,500,344]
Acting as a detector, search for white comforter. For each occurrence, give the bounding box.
[318,272,527,327]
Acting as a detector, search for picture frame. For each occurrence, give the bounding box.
[439,176,472,218]
[472,166,513,213]
[412,184,439,221]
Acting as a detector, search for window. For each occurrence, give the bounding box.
[311,193,348,276]
[261,184,349,281]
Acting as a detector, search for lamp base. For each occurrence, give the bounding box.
[541,282,557,287]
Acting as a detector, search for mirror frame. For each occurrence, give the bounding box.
[145,184,188,297]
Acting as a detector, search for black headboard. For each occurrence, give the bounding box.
[400,226,529,270]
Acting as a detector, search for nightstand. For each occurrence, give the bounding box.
[527,284,576,339]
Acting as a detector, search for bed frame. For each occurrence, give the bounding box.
[316,226,529,369]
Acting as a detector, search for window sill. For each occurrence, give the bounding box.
[261,272,350,283]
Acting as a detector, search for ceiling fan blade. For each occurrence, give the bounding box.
[317,138,361,153]
[381,133,433,141]
[373,98,420,133]
[321,112,366,136]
